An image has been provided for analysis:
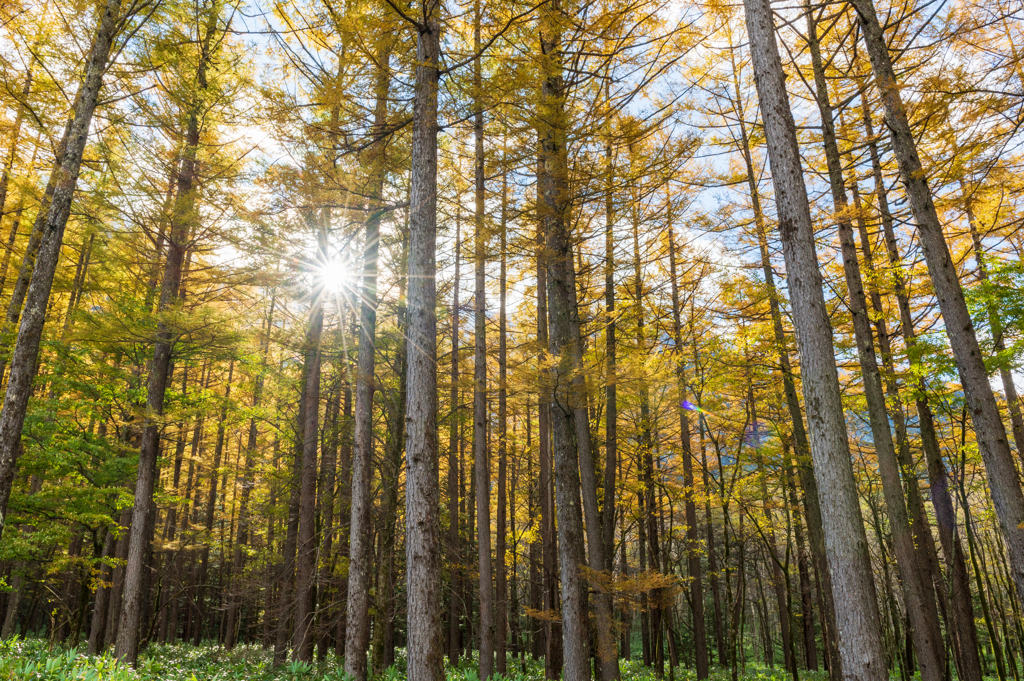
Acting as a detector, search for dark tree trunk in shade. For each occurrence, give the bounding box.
[495,159,509,676]
[472,3,494,673]
[740,0,887,676]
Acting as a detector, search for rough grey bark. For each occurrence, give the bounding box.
[851,0,1024,607]
[404,4,444,680]
[537,3,590,679]
[472,2,494,673]
[964,190,1024,468]
[0,0,126,538]
[727,45,840,675]
[344,40,391,680]
[805,11,945,680]
[739,0,887,677]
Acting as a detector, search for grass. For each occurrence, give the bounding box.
[0,638,833,681]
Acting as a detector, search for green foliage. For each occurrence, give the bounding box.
[0,640,840,681]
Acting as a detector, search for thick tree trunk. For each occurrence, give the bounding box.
[727,49,840,677]
[405,5,444,680]
[852,0,1024,606]
[740,0,887,677]
[0,0,125,536]
[805,12,945,681]
[538,4,590,678]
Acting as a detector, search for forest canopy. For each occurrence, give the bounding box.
[0,0,1023,679]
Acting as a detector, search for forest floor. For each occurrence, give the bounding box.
[0,637,836,681]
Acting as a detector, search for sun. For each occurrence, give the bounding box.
[319,258,355,294]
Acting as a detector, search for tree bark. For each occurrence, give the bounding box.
[114,4,219,662]
[344,39,391,677]
[472,2,494,672]
[537,3,591,678]
[805,11,945,680]
[740,0,887,677]
[405,4,444,680]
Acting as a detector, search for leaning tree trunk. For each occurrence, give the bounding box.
[740,0,887,677]
[851,0,1024,607]
[404,4,444,681]
[805,10,945,680]
[859,103,983,681]
[115,5,220,662]
[0,0,125,538]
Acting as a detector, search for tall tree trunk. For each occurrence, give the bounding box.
[805,11,945,681]
[344,41,391,675]
[472,3,494,673]
[740,0,887,677]
[726,45,840,676]
[668,220,708,678]
[538,3,590,678]
[851,0,1024,606]
[496,157,509,676]
[114,5,218,662]
[537,194,560,680]
[448,211,463,664]
[964,190,1024,466]
[859,104,983,681]
[0,0,126,537]
[404,4,444,680]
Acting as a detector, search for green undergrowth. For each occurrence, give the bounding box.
[0,638,854,681]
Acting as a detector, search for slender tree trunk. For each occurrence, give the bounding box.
[668,222,708,678]
[858,104,983,681]
[114,6,220,662]
[740,0,887,677]
[496,159,509,676]
[472,3,494,672]
[404,4,444,680]
[343,32,392,674]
